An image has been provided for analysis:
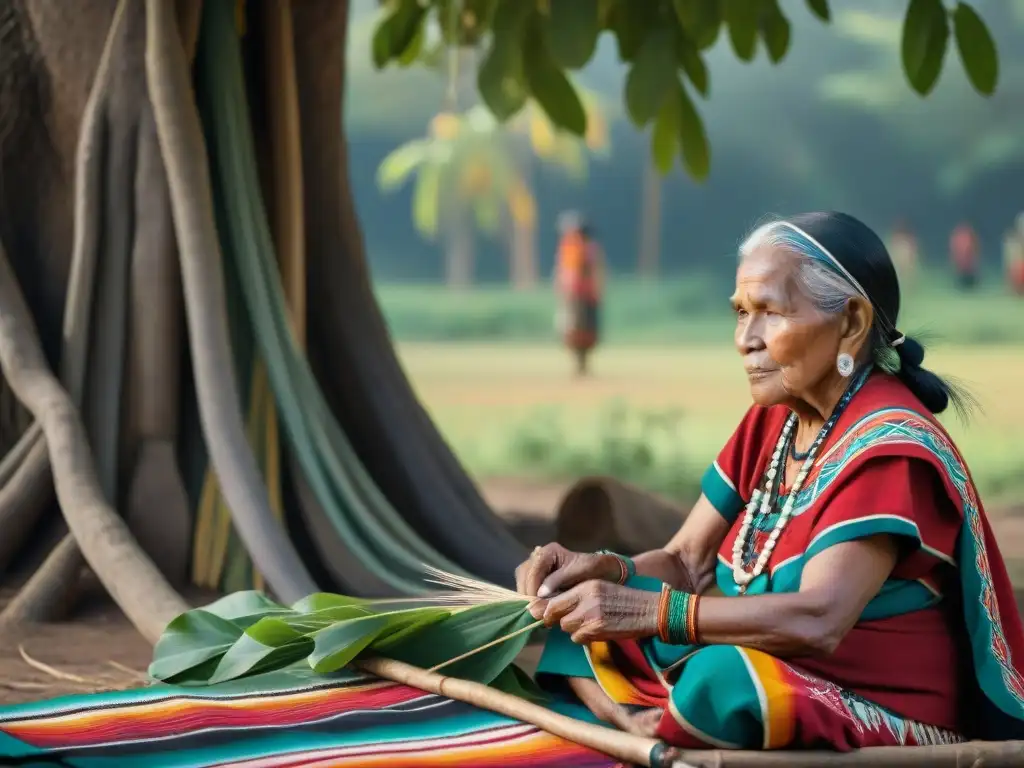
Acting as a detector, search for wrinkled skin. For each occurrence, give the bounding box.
[517,245,879,734]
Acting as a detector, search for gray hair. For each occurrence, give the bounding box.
[739,221,897,369]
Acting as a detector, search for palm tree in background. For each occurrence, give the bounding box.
[504,88,610,290]
[637,161,663,280]
[376,94,610,290]
[376,107,520,288]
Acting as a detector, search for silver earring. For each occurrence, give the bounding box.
[837,352,854,378]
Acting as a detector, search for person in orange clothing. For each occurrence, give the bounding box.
[1004,214,1024,295]
[554,212,606,376]
[950,222,980,290]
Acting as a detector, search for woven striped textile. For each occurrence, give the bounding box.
[0,667,616,767]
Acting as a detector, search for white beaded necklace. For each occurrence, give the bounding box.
[731,369,869,593]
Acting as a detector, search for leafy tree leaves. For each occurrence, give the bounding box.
[367,0,1000,181]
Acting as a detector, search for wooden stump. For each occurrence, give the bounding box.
[555,476,687,555]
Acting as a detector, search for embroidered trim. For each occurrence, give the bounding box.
[811,407,1024,710]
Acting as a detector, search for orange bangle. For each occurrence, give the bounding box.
[657,584,672,643]
[686,594,701,645]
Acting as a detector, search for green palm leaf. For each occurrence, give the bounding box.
[150,588,541,695]
[377,138,433,191]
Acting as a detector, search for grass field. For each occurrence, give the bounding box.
[378,272,1024,346]
[396,342,1024,504]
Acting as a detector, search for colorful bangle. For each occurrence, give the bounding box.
[657,584,672,642]
[686,594,701,645]
[596,550,636,585]
[666,590,690,644]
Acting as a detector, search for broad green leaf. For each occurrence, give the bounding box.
[522,15,587,136]
[149,609,244,681]
[624,29,678,127]
[953,2,998,96]
[651,89,680,174]
[384,602,534,684]
[673,0,722,50]
[724,0,761,62]
[377,140,432,191]
[412,162,442,238]
[547,0,601,69]
[676,83,711,181]
[477,1,532,120]
[371,13,393,69]
[805,0,830,22]
[606,1,660,61]
[372,608,452,651]
[398,22,425,67]
[291,593,369,614]
[210,629,313,685]
[199,591,292,628]
[759,0,791,64]
[372,0,426,70]
[245,616,314,647]
[310,608,444,674]
[491,664,549,702]
[901,0,949,96]
[675,37,709,97]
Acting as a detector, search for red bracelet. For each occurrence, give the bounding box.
[686,594,701,645]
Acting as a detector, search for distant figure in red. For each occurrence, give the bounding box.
[889,218,919,287]
[1004,213,1024,295]
[554,213,605,376]
[950,222,980,290]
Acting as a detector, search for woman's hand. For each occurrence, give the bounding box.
[514,543,622,598]
[534,579,660,644]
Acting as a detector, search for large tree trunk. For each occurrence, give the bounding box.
[0,236,187,643]
[293,0,524,586]
[145,0,316,603]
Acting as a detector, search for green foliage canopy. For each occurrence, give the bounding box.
[370,0,999,181]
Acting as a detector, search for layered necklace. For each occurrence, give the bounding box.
[731,366,871,593]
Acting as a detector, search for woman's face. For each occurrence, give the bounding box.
[732,247,858,409]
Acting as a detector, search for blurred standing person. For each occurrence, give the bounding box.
[554,212,605,376]
[1005,214,1024,295]
[950,221,980,290]
[889,218,919,287]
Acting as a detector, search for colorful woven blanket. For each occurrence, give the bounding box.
[0,666,615,767]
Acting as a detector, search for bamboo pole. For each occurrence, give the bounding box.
[358,657,687,768]
[359,657,1024,768]
[674,741,1024,768]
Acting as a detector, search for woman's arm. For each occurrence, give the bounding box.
[631,495,732,594]
[516,494,730,598]
[694,534,898,656]
[540,534,898,657]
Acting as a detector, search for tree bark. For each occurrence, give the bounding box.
[0,240,187,643]
[144,0,316,602]
[293,0,524,585]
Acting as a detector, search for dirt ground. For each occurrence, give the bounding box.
[0,479,1022,707]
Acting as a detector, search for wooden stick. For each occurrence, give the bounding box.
[357,657,688,768]
[426,620,543,673]
[674,741,1024,768]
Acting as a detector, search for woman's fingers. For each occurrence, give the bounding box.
[518,544,564,597]
[527,597,547,620]
[537,555,597,598]
[542,585,582,627]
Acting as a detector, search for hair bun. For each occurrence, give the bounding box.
[896,336,926,368]
[894,336,949,413]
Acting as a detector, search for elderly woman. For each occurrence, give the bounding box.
[517,212,1024,751]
